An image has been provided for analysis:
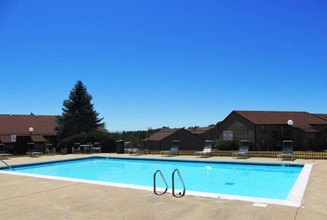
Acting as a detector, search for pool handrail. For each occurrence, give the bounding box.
[0,158,15,171]
[153,170,168,195]
[172,169,186,198]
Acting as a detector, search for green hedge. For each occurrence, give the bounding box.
[214,140,239,150]
[57,131,116,153]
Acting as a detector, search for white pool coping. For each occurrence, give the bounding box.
[0,161,312,207]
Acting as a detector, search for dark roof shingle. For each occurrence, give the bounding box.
[148,129,180,141]
[0,114,57,135]
[314,114,327,122]
[188,127,212,134]
[234,111,327,132]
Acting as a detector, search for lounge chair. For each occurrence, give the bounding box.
[232,140,250,159]
[26,142,42,157]
[82,142,93,153]
[128,147,138,154]
[195,140,213,158]
[45,143,56,155]
[72,143,81,154]
[129,144,146,156]
[277,140,295,160]
[160,140,179,157]
[0,143,12,159]
[92,142,101,153]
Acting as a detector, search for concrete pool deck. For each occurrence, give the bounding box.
[0,154,326,220]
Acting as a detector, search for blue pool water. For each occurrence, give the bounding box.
[1,157,303,200]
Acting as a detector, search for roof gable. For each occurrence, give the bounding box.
[148,128,180,141]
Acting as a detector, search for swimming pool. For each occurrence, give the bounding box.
[0,157,312,207]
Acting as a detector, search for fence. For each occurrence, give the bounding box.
[149,149,327,159]
[211,150,327,159]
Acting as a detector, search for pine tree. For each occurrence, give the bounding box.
[56,80,104,139]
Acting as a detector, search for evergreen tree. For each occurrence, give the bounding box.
[56,80,105,139]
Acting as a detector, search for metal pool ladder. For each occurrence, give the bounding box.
[153,170,168,195]
[172,169,186,198]
[153,169,186,198]
[0,159,15,171]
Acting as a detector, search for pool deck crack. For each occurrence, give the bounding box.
[0,182,81,202]
[294,207,300,220]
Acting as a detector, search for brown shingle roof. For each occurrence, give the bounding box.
[0,114,57,136]
[188,127,212,134]
[314,114,327,122]
[234,111,327,132]
[148,129,180,141]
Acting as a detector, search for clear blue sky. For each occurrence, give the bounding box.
[1,0,326,131]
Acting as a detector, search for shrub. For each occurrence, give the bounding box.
[214,140,239,150]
